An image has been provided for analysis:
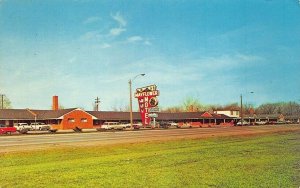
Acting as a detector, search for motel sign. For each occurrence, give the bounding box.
[135,84,159,125]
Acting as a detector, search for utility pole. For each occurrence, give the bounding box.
[95,97,100,111]
[240,94,243,126]
[1,94,4,109]
[240,92,254,126]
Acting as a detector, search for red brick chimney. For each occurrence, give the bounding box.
[52,96,58,110]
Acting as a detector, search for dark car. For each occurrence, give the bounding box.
[158,121,170,129]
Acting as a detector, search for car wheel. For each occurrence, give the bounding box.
[49,129,57,133]
[19,129,28,134]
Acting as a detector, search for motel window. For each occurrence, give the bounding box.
[230,111,233,115]
[68,118,75,123]
[81,118,88,123]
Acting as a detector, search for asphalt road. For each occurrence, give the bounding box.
[1,125,299,153]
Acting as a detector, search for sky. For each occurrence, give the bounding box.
[0,0,300,111]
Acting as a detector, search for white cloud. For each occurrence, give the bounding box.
[127,36,143,43]
[79,31,102,40]
[101,43,111,49]
[126,36,152,46]
[83,16,101,24]
[144,40,152,45]
[108,12,127,37]
[109,27,126,36]
[111,12,127,27]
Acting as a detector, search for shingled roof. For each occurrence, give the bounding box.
[0,109,35,120]
[0,108,76,120]
[1,109,231,121]
[88,111,231,121]
[31,108,77,119]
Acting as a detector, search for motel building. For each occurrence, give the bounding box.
[0,96,236,130]
[0,109,235,130]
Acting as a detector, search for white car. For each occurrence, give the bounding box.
[30,122,51,131]
[236,120,250,126]
[99,122,127,130]
[255,121,267,125]
[14,123,32,131]
[169,122,179,128]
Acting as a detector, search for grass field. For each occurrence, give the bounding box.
[0,131,299,188]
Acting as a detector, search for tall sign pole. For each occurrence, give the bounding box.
[129,79,133,129]
[129,74,145,129]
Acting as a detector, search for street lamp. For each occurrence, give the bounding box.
[240,91,254,126]
[129,74,145,129]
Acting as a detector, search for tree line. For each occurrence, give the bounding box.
[161,97,300,116]
[1,94,300,116]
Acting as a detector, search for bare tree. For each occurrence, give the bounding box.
[182,97,206,112]
[256,102,300,116]
[1,95,12,109]
[161,106,183,113]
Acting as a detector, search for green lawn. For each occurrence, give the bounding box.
[1,131,299,188]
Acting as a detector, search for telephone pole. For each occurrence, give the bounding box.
[1,94,4,109]
[95,97,100,111]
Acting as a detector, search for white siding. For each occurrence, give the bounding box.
[214,110,240,118]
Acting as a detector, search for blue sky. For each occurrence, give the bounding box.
[0,0,300,110]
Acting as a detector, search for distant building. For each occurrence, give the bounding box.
[214,108,240,118]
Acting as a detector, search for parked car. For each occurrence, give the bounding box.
[255,121,267,125]
[266,121,276,125]
[168,122,179,128]
[132,122,143,129]
[177,123,193,128]
[236,120,250,126]
[14,123,32,131]
[157,121,170,129]
[30,122,51,131]
[0,124,17,134]
[97,122,126,131]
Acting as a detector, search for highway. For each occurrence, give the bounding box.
[0,125,299,153]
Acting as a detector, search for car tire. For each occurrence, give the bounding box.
[19,129,28,134]
[49,129,57,133]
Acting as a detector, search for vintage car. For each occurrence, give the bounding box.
[97,122,127,131]
[0,124,17,134]
[30,122,51,131]
[14,123,32,131]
